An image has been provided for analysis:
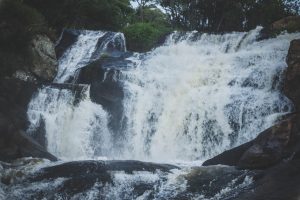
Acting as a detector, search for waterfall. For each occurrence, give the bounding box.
[27,30,126,160]
[117,28,297,161]
[54,30,126,83]
[27,28,300,163]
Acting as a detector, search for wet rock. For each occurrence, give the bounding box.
[76,52,133,134]
[32,160,177,182]
[258,16,300,40]
[29,35,58,82]
[28,160,178,197]
[233,158,300,200]
[55,29,79,60]
[271,16,300,33]
[183,166,255,199]
[202,141,254,167]
[284,39,300,110]
[203,113,300,169]
[0,78,57,161]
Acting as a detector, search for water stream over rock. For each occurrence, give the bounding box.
[8,28,299,199]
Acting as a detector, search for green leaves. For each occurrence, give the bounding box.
[123,22,171,52]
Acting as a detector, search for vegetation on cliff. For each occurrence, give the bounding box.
[0,0,299,75]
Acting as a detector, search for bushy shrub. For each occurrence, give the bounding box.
[123,22,171,52]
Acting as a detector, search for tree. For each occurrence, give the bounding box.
[285,0,300,14]
[132,0,155,21]
[157,0,294,32]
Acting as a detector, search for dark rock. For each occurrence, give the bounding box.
[76,52,134,135]
[271,16,300,33]
[27,160,178,196]
[104,160,178,173]
[32,160,177,182]
[202,141,254,166]
[258,16,300,41]
[55,29,79,60]
[183,166,255,199]
[13,131,56,161]
[284,39,300,110]
[29,34,58,82]
[0,78,57,161]
[203,113,300,169]
[233,159,300,200]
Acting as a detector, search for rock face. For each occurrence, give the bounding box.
[77,52,133,134]
[284,39,300,110]
[0,78,57,161]
[29,35,58,82]
[203,113,300,169]
[271,16,300,33]
[234,158,300,200]
[55,29,79,60]
[258,16,300,40]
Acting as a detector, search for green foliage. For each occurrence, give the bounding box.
[123,22,171,52]
[0,0,47,52]
[0,0,48,77]
[159,0,296,32]
[24,0,133,32]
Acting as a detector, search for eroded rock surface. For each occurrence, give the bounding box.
[29,34,58,81]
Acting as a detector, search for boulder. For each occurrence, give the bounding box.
[233,158,300,200]
[26,160,177,197]
[29,34,58,82]
[284,39,300,110]
[203,113,300,169]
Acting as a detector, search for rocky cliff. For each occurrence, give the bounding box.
[0,34,58,162]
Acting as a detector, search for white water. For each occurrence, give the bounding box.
[27,30,122,160]
[27,86,112,160]
[27,28,300,163]
[55,30,126,83]
[119,28,298,161]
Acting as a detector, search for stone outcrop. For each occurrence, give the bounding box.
[77,52,133,134]
[233,158,300,200]
[259,16,300,40]
[29,34,58,82]
[284,39,300,110]
[203,113,300,169]
[271,16,300,33]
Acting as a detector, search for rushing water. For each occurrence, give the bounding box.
[28,28,299,162]
[14,28,300,200]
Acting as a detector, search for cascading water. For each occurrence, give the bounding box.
[27,30,126,160]
[12,27,300,200]
[118,27,296,161]
[55,30,126,83]
[27,28,299,163]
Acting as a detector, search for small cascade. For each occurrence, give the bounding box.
[27,86,112,160]
[54,30,126,83]
[27,30,126,160]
